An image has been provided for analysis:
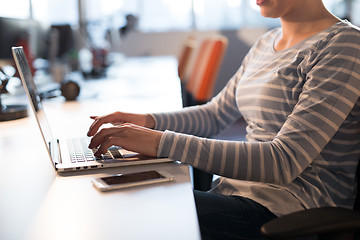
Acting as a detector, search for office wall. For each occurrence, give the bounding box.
[114,28,268,96]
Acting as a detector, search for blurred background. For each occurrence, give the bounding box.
[0,0,357,101]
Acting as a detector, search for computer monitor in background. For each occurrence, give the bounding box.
[0,17,49,62]
[0,18,80,102]
[0,17,49,121]
[50,24,75,61]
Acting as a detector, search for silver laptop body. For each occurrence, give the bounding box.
[12,46,171,172]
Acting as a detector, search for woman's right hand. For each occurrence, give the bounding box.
[87,112,155,137]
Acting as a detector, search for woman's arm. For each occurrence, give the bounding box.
[152,65,245,138]
[157,28,360,185]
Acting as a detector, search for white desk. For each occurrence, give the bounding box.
[0,56,201,240]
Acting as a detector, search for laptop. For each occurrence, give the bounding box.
[12,46,172,173]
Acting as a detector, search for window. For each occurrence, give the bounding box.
[140,0,193,31]
[0,0,30,19]
[10,0,358,31]
[79,0,281,32]
[194,0,280,30]
[45,0,78,25]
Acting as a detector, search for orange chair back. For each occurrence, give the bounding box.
[185,36,228,102]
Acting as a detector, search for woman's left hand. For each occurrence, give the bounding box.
[88,123,163,157]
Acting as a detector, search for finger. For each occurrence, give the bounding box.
[88,128,110,149]
[94,136,121,156]
[87,118,102,136]
[87,113,124,136]
[87,116,101,136]
[92,124,162,157]
[87,116,111,137]
[88,126,125,149]
[89,124,138,152]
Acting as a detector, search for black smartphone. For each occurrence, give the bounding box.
[92,170,174,191]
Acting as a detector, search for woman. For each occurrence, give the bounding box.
[88,0,360,239]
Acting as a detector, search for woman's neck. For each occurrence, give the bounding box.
[275,3,340,51]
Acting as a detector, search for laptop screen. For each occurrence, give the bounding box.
[12,46,55,160]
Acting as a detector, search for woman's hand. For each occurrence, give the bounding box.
[88,123,163,158]
[87,112,155,137]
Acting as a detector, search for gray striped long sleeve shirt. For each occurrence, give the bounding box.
[152,21,360,216]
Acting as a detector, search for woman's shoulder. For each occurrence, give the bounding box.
[311,21,360,52]
[325,20,360,42]
[337,20,360,32]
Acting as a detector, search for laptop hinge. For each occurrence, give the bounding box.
[49,139,61,164]
[57,139,63,164]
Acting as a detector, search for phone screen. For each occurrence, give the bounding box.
[101,170,165,185]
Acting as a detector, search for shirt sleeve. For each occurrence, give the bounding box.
[156,27,360,185]
[151,64,245,138]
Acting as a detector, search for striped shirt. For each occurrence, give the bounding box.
[152,21,360,216]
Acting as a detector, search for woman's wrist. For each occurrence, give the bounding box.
[144,114,156,129]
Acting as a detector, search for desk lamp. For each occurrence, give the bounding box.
[0,68,28,121]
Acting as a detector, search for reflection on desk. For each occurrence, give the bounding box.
[0,56,200,240]
[81,56,183,112]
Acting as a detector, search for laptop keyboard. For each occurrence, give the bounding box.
[67,138,124,163]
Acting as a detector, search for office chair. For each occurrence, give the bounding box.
[182,35,228,108]
[261,159,360,240]
[178,35,196,85]
[180,36,228,191]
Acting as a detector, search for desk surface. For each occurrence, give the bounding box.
[0,56,201,240]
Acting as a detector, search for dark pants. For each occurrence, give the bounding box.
[193,190,277,240]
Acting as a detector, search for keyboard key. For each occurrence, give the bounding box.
[67,138,127,163]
